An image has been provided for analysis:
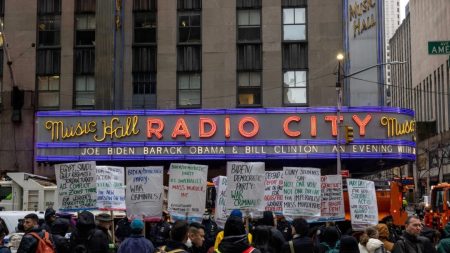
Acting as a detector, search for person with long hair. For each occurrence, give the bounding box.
[358,227,384,253]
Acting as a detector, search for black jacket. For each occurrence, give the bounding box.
[218,234,262,253]
[70,211,109,253]
[281,235,317,253]
[392,231,437,253]
[164,240,190,253]
[17,227,53,253]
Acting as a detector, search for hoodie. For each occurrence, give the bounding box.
[376,224,394,252]
[358,238,385,253]
[218,234,261,253]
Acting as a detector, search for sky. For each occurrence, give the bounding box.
[400,0,409,21]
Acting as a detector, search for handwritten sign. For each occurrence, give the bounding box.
[225,162,265,211]
[55,161,97,211]
[168,163,208,221]
[320,175,345,221]
[283,167,321,217]
[347,178,378,230]
[213,176,227,228]
[264,171,283,213]
[125,166,163,220]
[96,166,126,211]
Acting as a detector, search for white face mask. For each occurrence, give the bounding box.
[185,238,193,248]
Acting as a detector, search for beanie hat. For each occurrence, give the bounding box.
[45,208,56,220]
[230,209,242,218]
[130,219,144,230]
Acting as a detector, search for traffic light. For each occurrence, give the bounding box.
[345,126,354,144]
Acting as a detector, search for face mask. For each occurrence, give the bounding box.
[185,238,192,248]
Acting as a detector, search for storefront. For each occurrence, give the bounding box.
[35,107,416,177]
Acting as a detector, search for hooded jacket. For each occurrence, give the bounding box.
[117,234,155,253]
[218,234,261,253]
[437,223,450,253]
[70,211,109,253]
[376,224,394,252]
[358,238,385,253]
[51,218,70,253]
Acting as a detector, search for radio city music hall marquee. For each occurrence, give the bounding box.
[35,107,416,162]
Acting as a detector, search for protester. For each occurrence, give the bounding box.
[252,226,274,253]
[115,216,132,244]
[357,226,384,253]
[96,213,114,243]
[281,218,315,253]
[318,227,340,253]
[202,211,219,251]
[375,223,394,252]
[40,207,57,233]
[420,226,440,248]
[392,216,436,253]
[51,218,70,253]
[0,224,11,253]
[189,222,206,253]
[150,211,173,248]
[217,216,261,253]
[70,210,109,253]
[276,216,292,241]
[255,211,285,253]
[17,213,55,253]
[380,216,399,242]
[437,222,450,253]
[117,219,154,253]
[214,210,252,250]
[162,220,190,253]
[339,236,360,253]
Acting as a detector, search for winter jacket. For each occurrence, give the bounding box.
[218,234,261,253]
[150,221,172,248]
[202,219,219,250]
[0,245,11,253]
[358,239,385,253]
[70,211,109,253]
[437,223,450,253]
[281,235,317,253]
[392,231,436,253]
[117,234,155,253]
[376,224,394,252]
[164,240,190,253]
[51,218,71,253]
[214,231,252,250]
[17,227,53,253]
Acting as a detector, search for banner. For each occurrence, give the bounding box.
[225,162,265,211]
[168,163,208,221]
[264,171,283,213]
[213,176,228,228]
[283,167,321,217]
[125,166,164,220]
[96,166,126,210]
[55,161,97,211]
[319,175,345,221]
[347,179,378,230]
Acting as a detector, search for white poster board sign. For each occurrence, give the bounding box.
[264,171,283,213]
[347,179,379,230]
[168,163,208,221]
[320,175,345,221]
[225,162,265,211]
[96,166,126,210]
[125,166,164,220]
[283,167,321,217]
[213,176,227,228]
[55,161,97,211]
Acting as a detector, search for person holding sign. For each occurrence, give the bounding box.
[281,218,316,253]
[217,217,260,253]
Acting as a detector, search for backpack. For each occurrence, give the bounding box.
[30,231,55,253]
[320,242,339,253]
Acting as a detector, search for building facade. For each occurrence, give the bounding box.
[0,0,345,175]
[383,0,400,105]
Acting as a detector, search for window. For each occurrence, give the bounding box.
[283,8,306,41]
[75,14,95,46]
[238,72,261,106]
[74,75,95,108]
[179,12,201,43]
[237,44,261,70]
[76,0,96,12]
[38,16,61,46]
[237,10,260,42]
[177,45,201,71]
[178,73,201,107]
[132,72,156,109]
[134,12,156,44]
[75,48,95,74]
[283,70,307,105]
[134,0,157,11]
[178,0,201,10]
[38,0,61,14]
[282,43,307,69]
[38,75,60,108]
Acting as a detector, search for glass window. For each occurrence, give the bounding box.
[134,12,157,44]
[38,15,61,46]
[178,73,201,107]
[38,75,60,108]
[238,72,261,87]
[237,10,261,41]
[283,8,306,41]
[74,75,95,108]
[179,12,201,43]
[283,70,307,105]
[76,14,95,46]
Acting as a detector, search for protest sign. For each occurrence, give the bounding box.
[283,167,321,217]
[126,166,164,220]
[168,163,208,221]
[213,176,227,228]
[55,161,97,211]
[225,162,265,211]
[96,166,126,211]
[347,179,378,230]
[264,171,283,213]
[320,175,345,221]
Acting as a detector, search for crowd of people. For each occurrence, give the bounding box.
[3,208,450,253]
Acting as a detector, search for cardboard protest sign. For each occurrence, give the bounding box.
[168,163,208,221]
[213,176,227,228]
[225,162,265,211]
[125,166,164,220]
[55,161,97,211]
[347,179,378,230]
[96,166,126,210]
[264,171,283,213]
[320,175,345,221]
[283,167,321,217]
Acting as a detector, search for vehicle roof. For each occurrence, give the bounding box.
[0,211,45,234]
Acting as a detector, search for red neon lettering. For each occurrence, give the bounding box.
[238,117,259,138]
[171,118,191,139]
[225,116,231,138]
[199,117,217,138]
[283,116,301,137]
[310,116,317,137]
[147,118,164,139]
[324,115,343,137]
[352,114,372,136]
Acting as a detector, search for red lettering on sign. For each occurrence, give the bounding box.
[352,114,372,136]
[171,118,191,139]
[147,118,164,139]
[199,117,217,138]
[225,116,231,138]
[238,117,259,138]
[310,116,317,137]
[283,116,301,137]
[324,115,343,137]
